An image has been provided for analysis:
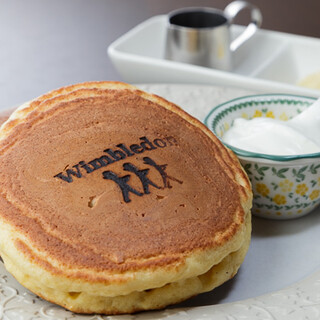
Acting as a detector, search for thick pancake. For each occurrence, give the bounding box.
[1,213,251,314]
[0,82,252,314]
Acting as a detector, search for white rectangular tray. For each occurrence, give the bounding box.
[108,15,320,97]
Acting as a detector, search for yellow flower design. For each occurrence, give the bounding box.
[256,183,270,197]
[279,179,293,192]
[253,110,262,118]
[309,189,320,200]
[241,112,249,119]
[279,112,289,121]
[295,184,308,196]
[273,194,287,205]
[317,177,320,186]
[266,111,275,118]
[224,122,230,131]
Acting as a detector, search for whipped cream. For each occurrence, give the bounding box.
[223,99,320,156]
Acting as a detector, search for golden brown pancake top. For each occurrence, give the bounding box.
[0,85,250,272]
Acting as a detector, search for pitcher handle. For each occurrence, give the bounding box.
[224,0,262,52]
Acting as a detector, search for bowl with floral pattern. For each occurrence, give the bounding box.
[205,94,320,220]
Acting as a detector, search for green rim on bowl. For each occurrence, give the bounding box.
[204,94,320,162]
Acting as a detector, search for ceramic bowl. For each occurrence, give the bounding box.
[205,94,320,220]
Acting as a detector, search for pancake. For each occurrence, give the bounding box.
[0,82,252,314]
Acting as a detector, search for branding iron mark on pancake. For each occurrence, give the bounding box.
[54,135,183,203]
[54,135,177,183]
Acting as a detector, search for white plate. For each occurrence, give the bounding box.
[108,15,320,97]
[1,84,320,320]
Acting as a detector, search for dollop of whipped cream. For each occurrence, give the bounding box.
[223,99,320,156]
